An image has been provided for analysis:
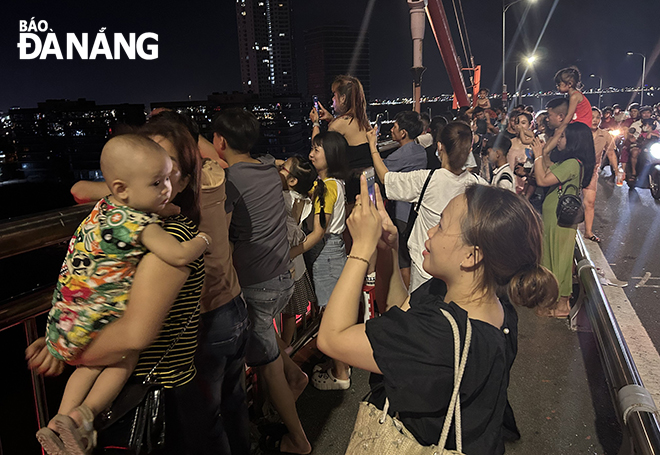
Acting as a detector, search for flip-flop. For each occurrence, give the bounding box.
[36,426,68,455]
[588,234,601,243]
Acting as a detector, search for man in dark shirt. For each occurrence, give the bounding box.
[215,109,311,455]
[502,111,520,140]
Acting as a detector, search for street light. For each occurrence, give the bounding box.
[515,55,536,105]
[503,0,536,101]
[627,52,647,105]
[590,74,603,109]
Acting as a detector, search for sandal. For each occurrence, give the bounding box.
[53,405,97,455]
[311,368,350,390]
[36,426,67,455]
[588,234,601,243]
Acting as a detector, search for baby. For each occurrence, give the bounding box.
[35,134,210,455]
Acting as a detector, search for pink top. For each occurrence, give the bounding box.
[572,93,592,126]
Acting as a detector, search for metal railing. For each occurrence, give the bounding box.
[0,201,321,439]
[0,204,94,433]
[574,232,660,455]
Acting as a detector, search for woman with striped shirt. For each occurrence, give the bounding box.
[29,117,206,453]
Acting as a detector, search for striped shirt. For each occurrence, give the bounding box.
[132,214,204,388]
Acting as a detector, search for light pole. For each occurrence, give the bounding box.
[627,52,647,105]
[590,74,603,109]
[503,0,536,102]
[515,55,536,105]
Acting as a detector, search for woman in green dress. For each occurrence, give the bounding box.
[531,122,595,317]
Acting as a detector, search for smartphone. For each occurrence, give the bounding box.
[524,147,533,161]
[312,95,319,113]
[363,167,376,207]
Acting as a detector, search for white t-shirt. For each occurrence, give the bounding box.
[384,168,487,292]
[491,163,515,192]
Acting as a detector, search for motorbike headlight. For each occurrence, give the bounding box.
[650,143,660,160]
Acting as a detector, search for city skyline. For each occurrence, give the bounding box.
[2,0,660,111]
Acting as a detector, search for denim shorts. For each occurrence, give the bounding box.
[242,271,294,367]
[312,234,347,307]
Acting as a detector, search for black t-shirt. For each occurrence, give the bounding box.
[365,279,516,455]
[502,129,517,140]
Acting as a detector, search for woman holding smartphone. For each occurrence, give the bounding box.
[288,131,353,391]
[311,75,372,204]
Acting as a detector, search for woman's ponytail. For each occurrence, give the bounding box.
[313,177,328,229]
[507,265,559,310]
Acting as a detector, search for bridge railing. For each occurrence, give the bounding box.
[3,203,660,454]
[574,232,660,455]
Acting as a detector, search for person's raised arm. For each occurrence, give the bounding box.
[519,126,535,145]
[368,128,389,182]
[532,137,560,187]
[372,185,409,312]
[289,212,328,259]
[70,181,108,204]
[311,103,332,140]
[198,135,228,168]
[317,175,382,374]
[140,224,210,267]
[71,253,190,366]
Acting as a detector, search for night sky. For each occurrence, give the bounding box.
[2,0,660,111]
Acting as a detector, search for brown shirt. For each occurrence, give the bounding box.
[198,159,241,313]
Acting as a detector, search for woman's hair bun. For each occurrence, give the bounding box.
[507,265,559,310]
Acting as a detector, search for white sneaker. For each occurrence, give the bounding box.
[311,368,350,390]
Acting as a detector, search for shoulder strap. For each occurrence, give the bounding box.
[437,308,472,451]
[414,169,436,212]
[558,159,583,195]
[377,309,472,451]
[144,303,200,384]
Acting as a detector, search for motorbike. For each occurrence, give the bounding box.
[626,134,660,200]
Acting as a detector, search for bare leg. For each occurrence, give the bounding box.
[631,148,640,177]
[583,188,597,237]
[555,296,571,316]
[281,314,297,348]
[52,366,104,430]
[276,336,308,401]
[332,359,350,381]
[259,356,311,454]
[68,353,138,427]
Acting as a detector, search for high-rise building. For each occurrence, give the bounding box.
[236,0,298,97]
[305,26,370,104]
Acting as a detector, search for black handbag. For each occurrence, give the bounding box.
[401,169,436,242]
[94,306,198,454]
[555,162,584,227]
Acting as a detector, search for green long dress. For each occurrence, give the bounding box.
[541,158,581,298]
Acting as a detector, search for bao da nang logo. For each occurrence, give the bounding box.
[17,18,158,60]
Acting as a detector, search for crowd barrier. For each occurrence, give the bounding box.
[573,232,660,455]
[2,204,659,454]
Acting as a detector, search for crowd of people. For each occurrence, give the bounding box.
[22,67,642,455]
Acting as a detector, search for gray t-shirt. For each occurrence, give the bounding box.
[225,155,290,287]
[384,141,428,222]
